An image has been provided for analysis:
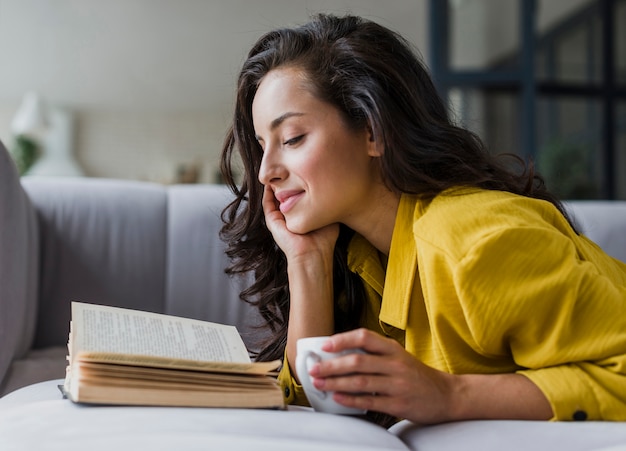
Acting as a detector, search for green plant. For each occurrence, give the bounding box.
[9,135,40,175]
[537,139,598,200]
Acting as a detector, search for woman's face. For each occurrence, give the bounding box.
[252,67,382,234]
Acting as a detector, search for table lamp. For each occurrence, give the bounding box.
[11,92,84,177]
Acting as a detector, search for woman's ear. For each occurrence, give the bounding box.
[366,122,384,157]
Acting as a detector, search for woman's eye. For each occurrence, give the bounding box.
[283,135,304,146]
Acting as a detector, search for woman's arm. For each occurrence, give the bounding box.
[283,250,335,382]
[448,372,552,421]
[308,328,552,424]
[261,185,338,382]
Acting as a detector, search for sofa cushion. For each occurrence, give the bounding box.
[0,140,39,390]
[0,379,409,450]
[389,419,626,451]
[0,346,66,396]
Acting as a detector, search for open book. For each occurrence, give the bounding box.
[63,302,284,409]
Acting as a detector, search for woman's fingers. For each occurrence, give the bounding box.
[311,353,408,396]
[311,331,408,397]
[261,185,285,225]
[312,367,388,392]
[323,328,401,356]
[310,353,418,418]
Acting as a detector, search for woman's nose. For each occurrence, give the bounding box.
[258,147,285,185]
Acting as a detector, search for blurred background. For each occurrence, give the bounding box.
[0,0,624,199]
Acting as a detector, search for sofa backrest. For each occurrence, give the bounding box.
[164,184,262,348]
[565,201,626,263]
[20,177,262,351]
[22,177,169,348]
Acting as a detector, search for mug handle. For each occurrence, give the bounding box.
[297,350,327,400]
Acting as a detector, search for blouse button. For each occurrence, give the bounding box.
[284,387,291,398]
[572,410,588,421]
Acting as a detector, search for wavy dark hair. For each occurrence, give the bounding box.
[220,14,573,362]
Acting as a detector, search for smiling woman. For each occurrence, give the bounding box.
[219,13,626,428]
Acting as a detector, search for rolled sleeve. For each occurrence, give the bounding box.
[519,364,602,421]
[520,356,626,421]
[277,352,310,406]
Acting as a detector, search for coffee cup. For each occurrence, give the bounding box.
[295,336,366,415]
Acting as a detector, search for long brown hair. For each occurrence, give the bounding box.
[220,14,573,361]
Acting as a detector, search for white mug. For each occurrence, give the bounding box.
[295,336,366,415]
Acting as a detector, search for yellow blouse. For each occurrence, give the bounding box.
[278,188,626,421]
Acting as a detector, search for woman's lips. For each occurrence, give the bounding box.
[276,190,304,214]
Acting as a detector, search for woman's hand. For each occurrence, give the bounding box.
[262,185,339,260]
[308,328,553,424]
[308,328,455,424]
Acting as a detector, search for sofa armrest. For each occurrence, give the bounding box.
[0,140,39,391]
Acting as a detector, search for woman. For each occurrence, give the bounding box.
[220,14,626,425]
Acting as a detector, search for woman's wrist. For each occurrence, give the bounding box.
[284,249,336,382]
[286,247,334,272]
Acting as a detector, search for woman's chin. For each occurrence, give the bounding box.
[285,219,314,235]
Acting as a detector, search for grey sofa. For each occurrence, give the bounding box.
[2,140,626,450]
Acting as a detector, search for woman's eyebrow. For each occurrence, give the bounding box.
[269,112,305,131]
[255,112,306,141]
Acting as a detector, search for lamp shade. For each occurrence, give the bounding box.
[11,92,49,138]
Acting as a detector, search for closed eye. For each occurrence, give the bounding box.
[283,135,304,146]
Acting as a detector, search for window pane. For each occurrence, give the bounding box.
[617,102,626,199]
[536,0,602,83]
[617,0,626,86]
[449,88,521,156]
[448,0,520,70]
[536,96,603,199]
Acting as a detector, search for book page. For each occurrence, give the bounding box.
[70,302,251,364]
